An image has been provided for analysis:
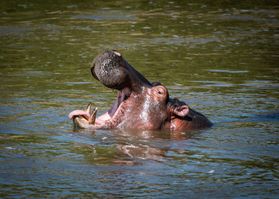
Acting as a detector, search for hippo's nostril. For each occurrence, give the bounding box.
[91,63,99,80]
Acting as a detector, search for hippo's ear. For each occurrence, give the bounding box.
[173,105,189,117]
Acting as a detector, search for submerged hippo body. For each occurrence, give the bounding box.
[69,50,212,132]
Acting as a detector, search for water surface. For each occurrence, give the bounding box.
[0,1,279,198]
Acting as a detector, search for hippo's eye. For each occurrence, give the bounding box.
[156,86,166,96]
[152,85,168,101]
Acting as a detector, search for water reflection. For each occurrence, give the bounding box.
[69,128,199,165]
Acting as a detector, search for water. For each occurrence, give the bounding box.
[1,1,279,198]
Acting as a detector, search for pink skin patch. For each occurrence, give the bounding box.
[68,109,112,127]
[68,110,90,120]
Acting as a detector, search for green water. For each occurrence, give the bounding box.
[1,1,279,198]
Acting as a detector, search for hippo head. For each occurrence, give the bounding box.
[69,50,212,132]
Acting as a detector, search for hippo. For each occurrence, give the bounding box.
[69,50,212,132]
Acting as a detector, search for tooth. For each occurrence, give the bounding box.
[89,107,97,124]
[86,103,92,114]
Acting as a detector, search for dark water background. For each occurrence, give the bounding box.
[0,0,279,198]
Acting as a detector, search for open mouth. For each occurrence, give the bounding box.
[68,88,131,128]
[108,88,131,117]
[69,50,152,129]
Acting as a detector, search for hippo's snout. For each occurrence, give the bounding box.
[91,51,129,90]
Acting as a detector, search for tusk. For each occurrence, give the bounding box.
[89,107,98,124]
[86,102,93,114]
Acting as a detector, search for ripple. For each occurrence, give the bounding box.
[64,82,92,86]
[208,69,249,74]
[241,80,279,89]
[0,25,31,36]
[219,14,279,24]
[150,36,220,46]
[191,80,235,88]
[72,10,137,21]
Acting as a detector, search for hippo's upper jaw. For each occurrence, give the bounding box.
[91,50,152,92]
[69,50,212,132]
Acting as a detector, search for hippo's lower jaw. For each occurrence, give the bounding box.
[72,113,108,130]
[69,91,129,130]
